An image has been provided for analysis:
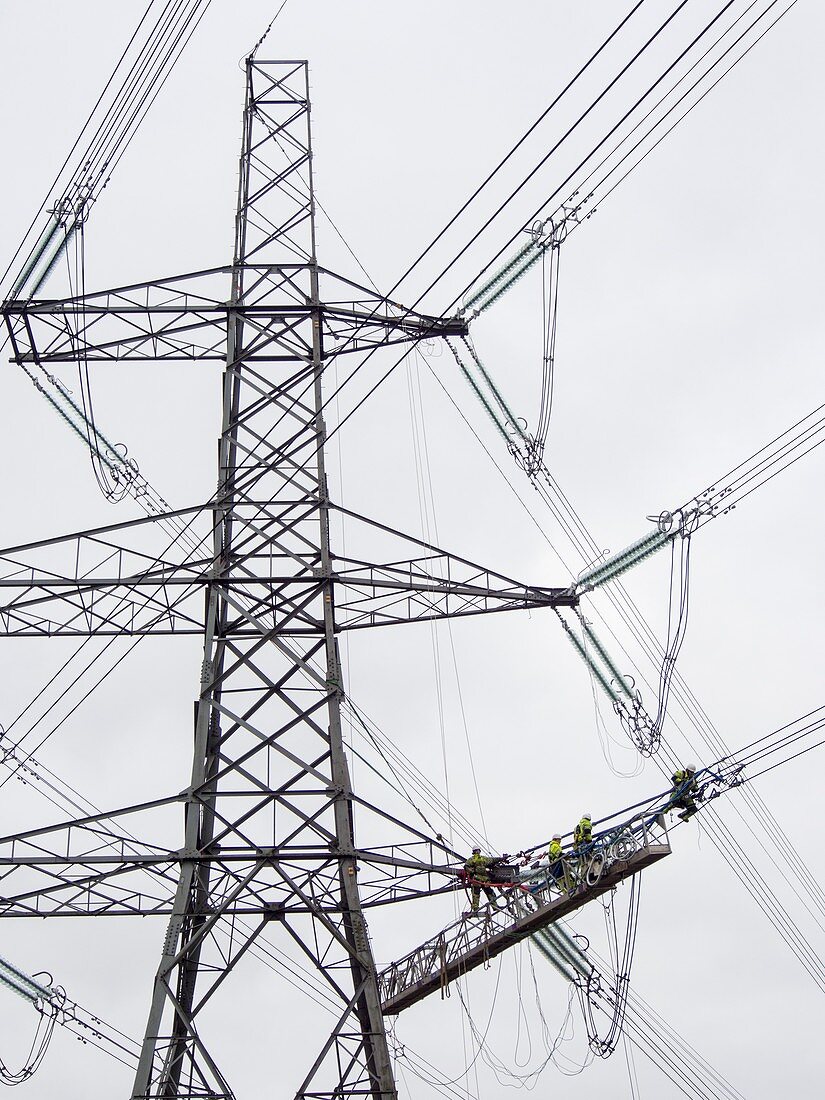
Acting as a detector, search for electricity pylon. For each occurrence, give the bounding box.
[0,60,577,1098]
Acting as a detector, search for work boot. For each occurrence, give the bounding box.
[678,810,690,821]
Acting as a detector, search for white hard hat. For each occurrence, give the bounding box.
[686,763,697,773]
[582,813,592,820]
[552,833,562,841]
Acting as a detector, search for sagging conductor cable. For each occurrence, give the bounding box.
[0,953,63,1086]
[556,608,657,755]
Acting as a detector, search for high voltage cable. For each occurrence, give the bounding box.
[682,399,825,525]
[566,0,800,242]
[558,450,825,940]
[592,573,825,982]
[436,0,737,315]
[383,295,825,965]
[302,1,712,445]
[454,0,797,319]
[430,919,743,1099]
[532,703,825,840]
[385,0,650,298]
[1,1,216,529]
[448,0,792,317]
[412,0,701,313]
[0,0,158,294]
[344,701,476,854]
[266,1,774,468]
[569,927,748,1100]
[617,990,744,1099]
[2,0,214,300]
[720,704,825,767]
[578,513,825,937]
[649,734,825,991]
[444,330,825,937]
[433,343,825,985]
[404,349,490,842]
[687,399,825,506]
[426,328,825,964]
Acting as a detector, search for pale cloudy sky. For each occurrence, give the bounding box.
[0,2,823,1098]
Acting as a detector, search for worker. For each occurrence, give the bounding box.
[669,764,701,821]
[547,833,568,889]
[464,847,497,914]
[573,813,593,851]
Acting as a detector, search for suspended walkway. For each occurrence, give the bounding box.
[378,815,670,1015]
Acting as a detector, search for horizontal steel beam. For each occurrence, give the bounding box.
[0,849,453,873]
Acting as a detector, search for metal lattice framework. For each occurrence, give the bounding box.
[0,61,581,1098]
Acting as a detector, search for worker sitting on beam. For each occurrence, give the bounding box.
[669,764,702,821]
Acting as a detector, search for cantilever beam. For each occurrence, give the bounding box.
[1,264,467,364]
[0,498,577,637]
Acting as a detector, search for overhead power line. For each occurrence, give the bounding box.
[303,0,800,467]
[387,0,650,299]
[437,332,825,987]
[450,0,797,317]
[2,0,214,302]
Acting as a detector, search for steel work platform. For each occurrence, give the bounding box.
[379,818,670,1014]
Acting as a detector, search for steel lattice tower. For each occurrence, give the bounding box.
[0,60,576,1098]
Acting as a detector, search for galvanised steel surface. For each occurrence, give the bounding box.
[0,60,578,1098]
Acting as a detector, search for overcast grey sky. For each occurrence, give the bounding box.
[0,2,823,1097]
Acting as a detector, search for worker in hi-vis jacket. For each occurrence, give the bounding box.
[573,813,593,851]
[464,847,497,913]
[669,764,701,821]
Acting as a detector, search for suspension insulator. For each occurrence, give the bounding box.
[579,618,635,699]
[0,953,54,1005]
[532,930,578,982]
[559,616,621,704]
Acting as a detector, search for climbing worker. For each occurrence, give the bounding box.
[573,813,593,851]
[463,847,497,914]
[669,764,701,821]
